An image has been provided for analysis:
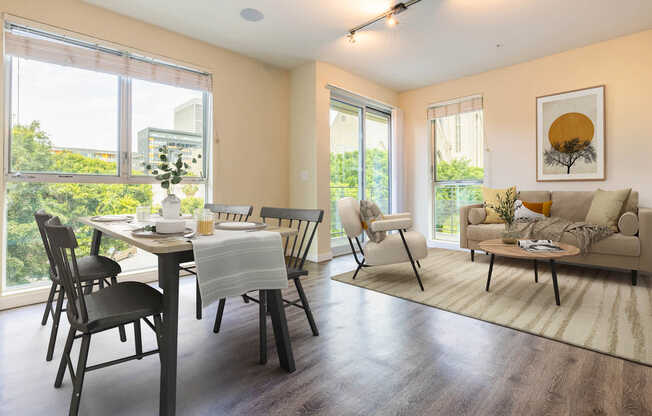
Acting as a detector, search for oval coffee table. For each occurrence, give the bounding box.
[478,239,580,306]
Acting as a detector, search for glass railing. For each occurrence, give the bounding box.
[433,183,482,241]
[330,185,359,239]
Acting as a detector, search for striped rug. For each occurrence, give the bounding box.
[332,248,652,366]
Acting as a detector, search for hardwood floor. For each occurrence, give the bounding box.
[0,254,650,415]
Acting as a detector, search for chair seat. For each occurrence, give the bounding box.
[287,267,308,280]
[72,282,163,333]
[365,231,427,266]
[75,255,122,281]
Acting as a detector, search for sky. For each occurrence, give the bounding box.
[12,58,201,152]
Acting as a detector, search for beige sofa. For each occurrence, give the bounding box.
[460,190,651,285]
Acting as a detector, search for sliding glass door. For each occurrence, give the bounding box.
[329,99,391,252]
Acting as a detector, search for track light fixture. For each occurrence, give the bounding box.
[347,1,421,43]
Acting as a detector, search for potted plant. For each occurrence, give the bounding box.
[144,145,201,219]
[489,188,520,244]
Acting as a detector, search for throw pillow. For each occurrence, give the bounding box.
[585,188,632,231]
[482,186,516,224]
[468,208,486,225]
[514,200,552,220]
[618,212,639,236]
[359,200,386,243]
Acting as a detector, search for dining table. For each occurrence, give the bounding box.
[78,216,297,416]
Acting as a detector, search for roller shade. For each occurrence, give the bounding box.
[4,29,212,92]
[428,96,482,120]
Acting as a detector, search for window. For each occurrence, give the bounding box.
[329,96,391,251]
[2,24,212,292]
[430,96,484,241]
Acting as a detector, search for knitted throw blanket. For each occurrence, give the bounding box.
[512,216,613,254]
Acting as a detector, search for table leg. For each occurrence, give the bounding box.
[485,253,495,291]
[265,289,295,373]
[534,259,538,283]
[549,259,561,306]
[158,253,180,416]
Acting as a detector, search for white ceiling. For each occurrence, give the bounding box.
[84,0,652,91]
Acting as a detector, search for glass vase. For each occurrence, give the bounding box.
[501,222,519,245]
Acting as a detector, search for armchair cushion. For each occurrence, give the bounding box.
[360,200,386,243]
[370,218,412,232]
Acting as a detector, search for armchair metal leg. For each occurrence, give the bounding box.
[352,263,364,280]
[46,288,65,362]
[259,290,267,364]
[195,279,203,320]
[41,282,57,326]
[294,278,319,336]
[398,230,424,291]
[416,260,422,268]
[213,298,226,333]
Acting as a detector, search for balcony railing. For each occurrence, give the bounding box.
[433,183,482,241]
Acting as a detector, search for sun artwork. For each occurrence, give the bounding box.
[548,112,594,152]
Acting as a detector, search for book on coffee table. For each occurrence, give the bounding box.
[517,239,564,253]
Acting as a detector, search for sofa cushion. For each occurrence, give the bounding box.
[621,191,639,215]
[468,208,486,225]
[585,188,631,231]
[560,233,640,257]
[518,191,551,202]
[482,186,516,224]
[467,224,505,241]
[618,212,639,236]
[551,191,595,222]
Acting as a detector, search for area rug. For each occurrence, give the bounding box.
[332,248,652,366]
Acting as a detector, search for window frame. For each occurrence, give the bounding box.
[3,55,211,186]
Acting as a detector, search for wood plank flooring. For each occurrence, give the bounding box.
[0,254,650,415]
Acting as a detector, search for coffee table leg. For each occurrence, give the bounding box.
[549,259,560,306]
[534,259,538,283]
[485,253,495,291]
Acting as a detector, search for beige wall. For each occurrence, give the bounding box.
[290,61,398,260]
[0,0,290,213]
[399,29,652,237]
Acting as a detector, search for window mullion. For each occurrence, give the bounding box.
[118,77,131,180]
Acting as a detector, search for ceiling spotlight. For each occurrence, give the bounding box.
[347,1,420,42]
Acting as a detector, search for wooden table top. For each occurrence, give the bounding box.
[78,217,297,254]
[478,239,580,260]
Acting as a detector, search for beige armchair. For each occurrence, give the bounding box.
[337,198,428,290]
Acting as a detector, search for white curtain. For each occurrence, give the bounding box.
[391,108,404,213]
[5,31,212,92]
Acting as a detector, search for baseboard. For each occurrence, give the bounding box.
[0,269,159,311]
[307,251,333,263]
[427,239,465,251]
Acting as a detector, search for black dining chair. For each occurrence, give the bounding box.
[212,207,324,364]
[180,203,254,320]
[35,210,126,362]
[45,216,164,416]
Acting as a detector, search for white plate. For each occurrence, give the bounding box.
[91,215,133,222]
[216,221,267,231]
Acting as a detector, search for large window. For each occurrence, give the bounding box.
[329,97,391,250]
[3,24,212,292]
[431,96,484,241]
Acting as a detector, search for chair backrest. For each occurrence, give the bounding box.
[205,204,253,222]
[44,217,88,324]
[34,209,58,282]
[336,197,362,238]
[260,207,324,271]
